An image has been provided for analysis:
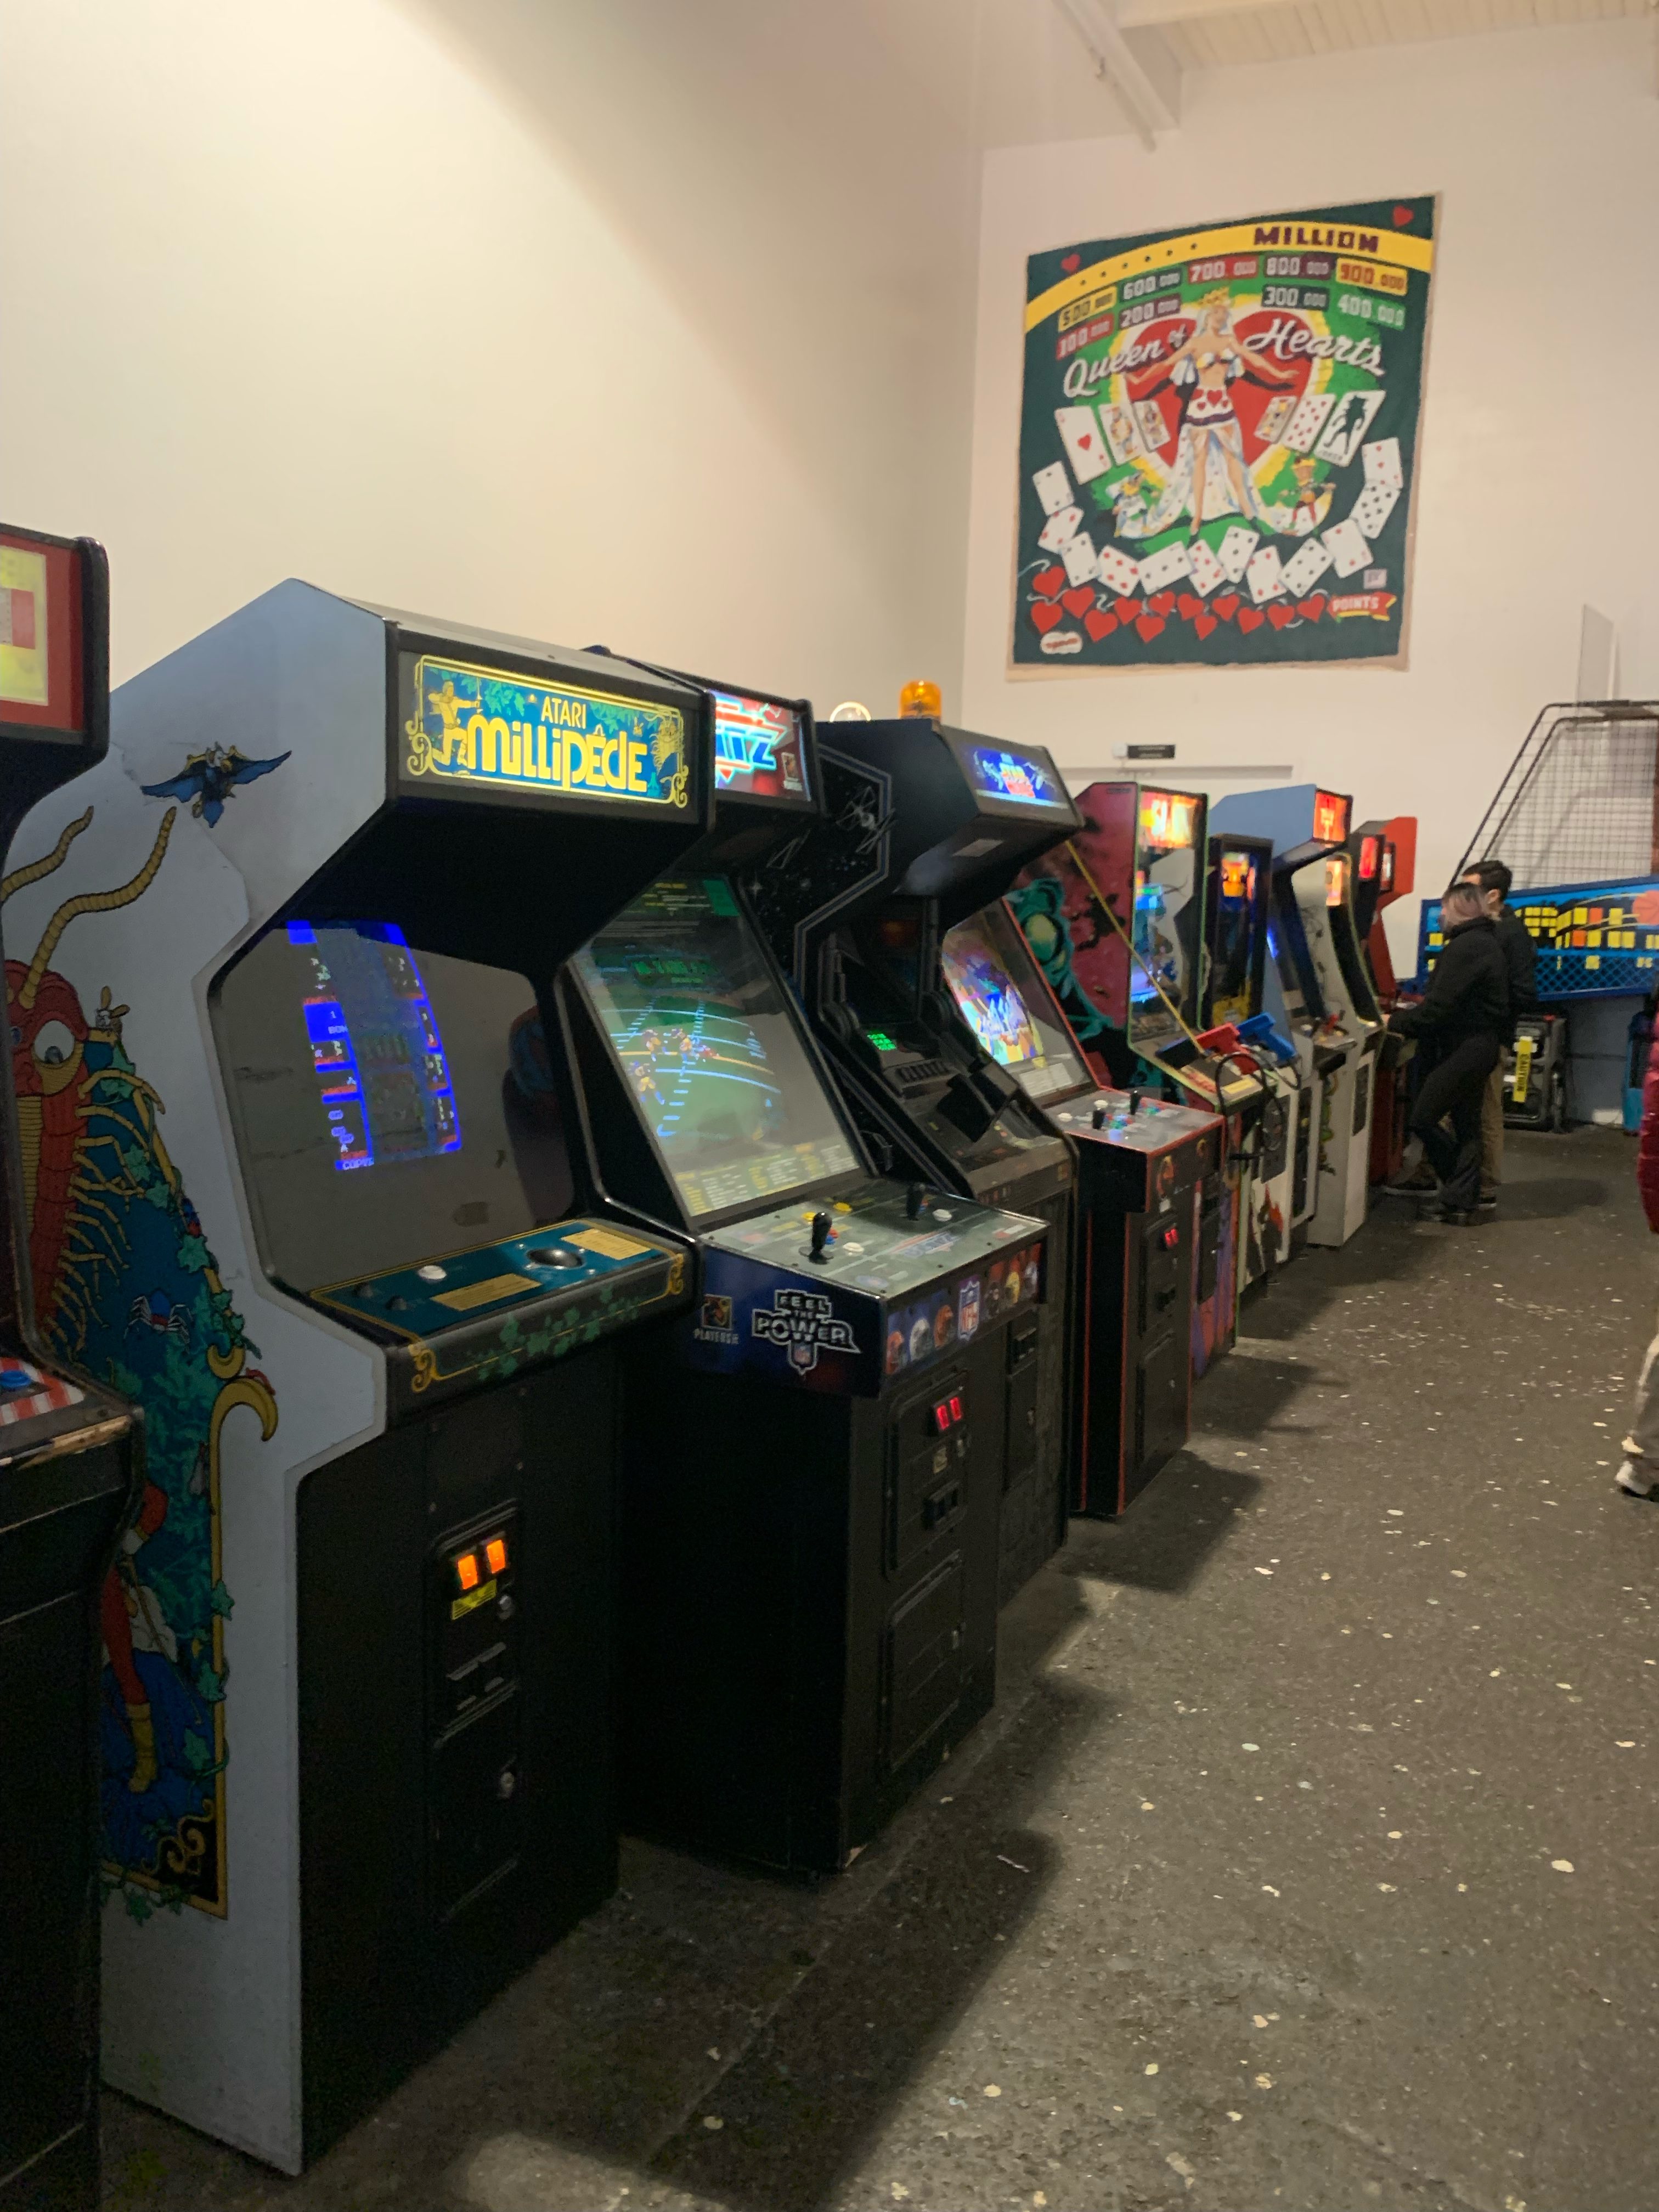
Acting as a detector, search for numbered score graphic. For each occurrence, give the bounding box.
[1012,196,1437,673]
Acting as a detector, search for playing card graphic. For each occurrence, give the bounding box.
[1096,544,1143,597]
[1033,460,1073,516]
[1246,545,1286,604]
[1217,525,1259,584]
[1062,531,1099,586]
[1282,389,1336,455]
[1100,402,1143,466]
[1138,541,1192,595]
[1038,505,1085,552]
[1186,538,1226,597]
[1351,481,1400,542]
[1280,537,1334,598]
[1314,388,1386,469]
[1135,399,1170,455]
[1362,437,1403,492]
[1321,514,1371,578]
[1255,392,1297,447]
[1055,407,1110,484]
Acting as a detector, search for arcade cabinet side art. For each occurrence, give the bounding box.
[4,803,277,1921]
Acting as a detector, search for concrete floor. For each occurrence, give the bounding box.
[102,1128,1659,2212]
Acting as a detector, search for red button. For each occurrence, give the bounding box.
[933,1403,951,1434]
[1163,1226,1178,1249]
[949,1395,963,1424]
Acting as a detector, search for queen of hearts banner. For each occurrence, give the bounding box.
[1012,195,1436,673]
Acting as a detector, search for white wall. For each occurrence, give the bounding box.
[961,21,1659,966]
[0,0,994,712]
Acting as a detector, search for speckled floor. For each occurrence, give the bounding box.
[101,1128,1659,2212]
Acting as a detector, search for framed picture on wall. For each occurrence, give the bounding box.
[1013,194,1438,675]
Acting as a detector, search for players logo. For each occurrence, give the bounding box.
[957,1276,980,1341]
[751,1288,859,1374]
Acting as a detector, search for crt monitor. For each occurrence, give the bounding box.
[571,876,861,1224]
[940,902,1089,1105]
[1132,788,1204,1051]
[1209,843,1264,1024]
[710,688,812,805]
[215,919,570,1294]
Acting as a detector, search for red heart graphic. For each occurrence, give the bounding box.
[1393,205,1414,227]
[1150,590,1176,617]
[1034,565,1066,600]
[1267,602,1297,630]
[1194,613,1218,641]
[1062,252,1081,273]
[1113,596,1142,621]
[1084,608,1118,641]
[1297,592,1328,622]
[1135,613,1166,643]
[1031,601,1064,634]
[1238,606,1266,634]
[1060,586,1093,617]
[1213,594,1240,622]
[1177,592,1204,622]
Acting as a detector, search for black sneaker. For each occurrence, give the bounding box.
[1421,1204,1475,1226]
[1477,1190,1499,1211]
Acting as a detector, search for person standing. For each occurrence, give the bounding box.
[1387,880,1511,1224]
[1460,859,1539,1210]
[1615,1013,1659,1495]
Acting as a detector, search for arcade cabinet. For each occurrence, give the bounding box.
[1007,781,1247,1373]
[557,682,1050,1875]
[1350,816,1417,1184]
[1211,786,1383,1249]
[745,719,1078,1606]
[1204,831,1296,1289]
[1,527,141,2212]
[938,896,1222,1518]
[7,582,702,2170]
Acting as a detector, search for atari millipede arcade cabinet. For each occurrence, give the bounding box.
[557,682,1048,1875]
[937,895,1222,1518]
[1,526,141,2212]
[742,719,1077,1602]
[5,580,702,2170]
[1212,786,1381,1249]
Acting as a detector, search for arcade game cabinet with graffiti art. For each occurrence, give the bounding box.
[1,526,143,2212]
[559,680,1049,1876]
[5,581,703,2170]
[1204,830,1298,1289]
[938,895,1222,1519]
[1212,786,1382,1248]
[743,719,1077,1605]
[1008,782,1248,1375]
[1349,816,1417,1183]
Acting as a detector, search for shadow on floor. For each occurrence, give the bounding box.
[1059,1454,1265,1597]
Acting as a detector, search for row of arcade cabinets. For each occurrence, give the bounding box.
[1,528,143,2212]
[6,578,1059,2176]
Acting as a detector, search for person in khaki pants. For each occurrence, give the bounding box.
[1617,1013,1659,1494]
[1459,860,1538,1210]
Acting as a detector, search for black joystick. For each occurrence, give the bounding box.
[906,1182,926,1221]
[1128,1085,1143,1119]
[809,1210,833,1264]
[1091,1102,1107,1130]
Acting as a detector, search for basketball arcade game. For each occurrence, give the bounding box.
[939,895,1222,1517]
[1212,786,1382,1248]
[1,527,142,2212]
[746,720,1078,1605]
[9,582,703,2169]
[557,684,1049,1875]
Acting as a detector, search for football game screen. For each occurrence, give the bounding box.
[574,876,860,1222]
[941,904,1088,1104]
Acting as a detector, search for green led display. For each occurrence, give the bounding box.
[866,1029,898,1052]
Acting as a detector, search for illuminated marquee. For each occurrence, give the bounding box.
[1313,789,1351,843]
[403,655,689,808]
[1139,791,1199,849]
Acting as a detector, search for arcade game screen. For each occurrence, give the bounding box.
[941,903,1088,1104]
[944,736,1072,816]
[1210,846,1261,1024]
[216,922,561,1292]
[573,877,860,1222]
[1132,790,1204,1052]
[711,690,810,804]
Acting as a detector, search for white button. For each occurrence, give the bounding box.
[417,1265,446,1282]
[932,1208,953,1221]
[842,1242,866,1255]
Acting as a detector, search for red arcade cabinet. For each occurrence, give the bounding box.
[1351,815,1416,1183]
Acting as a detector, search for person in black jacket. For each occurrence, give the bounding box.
[1387,880,1511,1223]
[1460,859,1539,1207]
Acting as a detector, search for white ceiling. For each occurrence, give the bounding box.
[1122,0,1653,73]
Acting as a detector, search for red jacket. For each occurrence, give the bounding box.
[1639,1040,1659,1232]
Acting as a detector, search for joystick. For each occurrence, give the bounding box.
[1127,1085,1143,1119]
[809,1210,833,1264]
[1091,1101,1107,1130]
[906,1182,925,1220]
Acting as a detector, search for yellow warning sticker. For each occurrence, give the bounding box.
[451,1576,498,1620]
[432,1272,540,1312]
[1512,1039,1533,1104]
